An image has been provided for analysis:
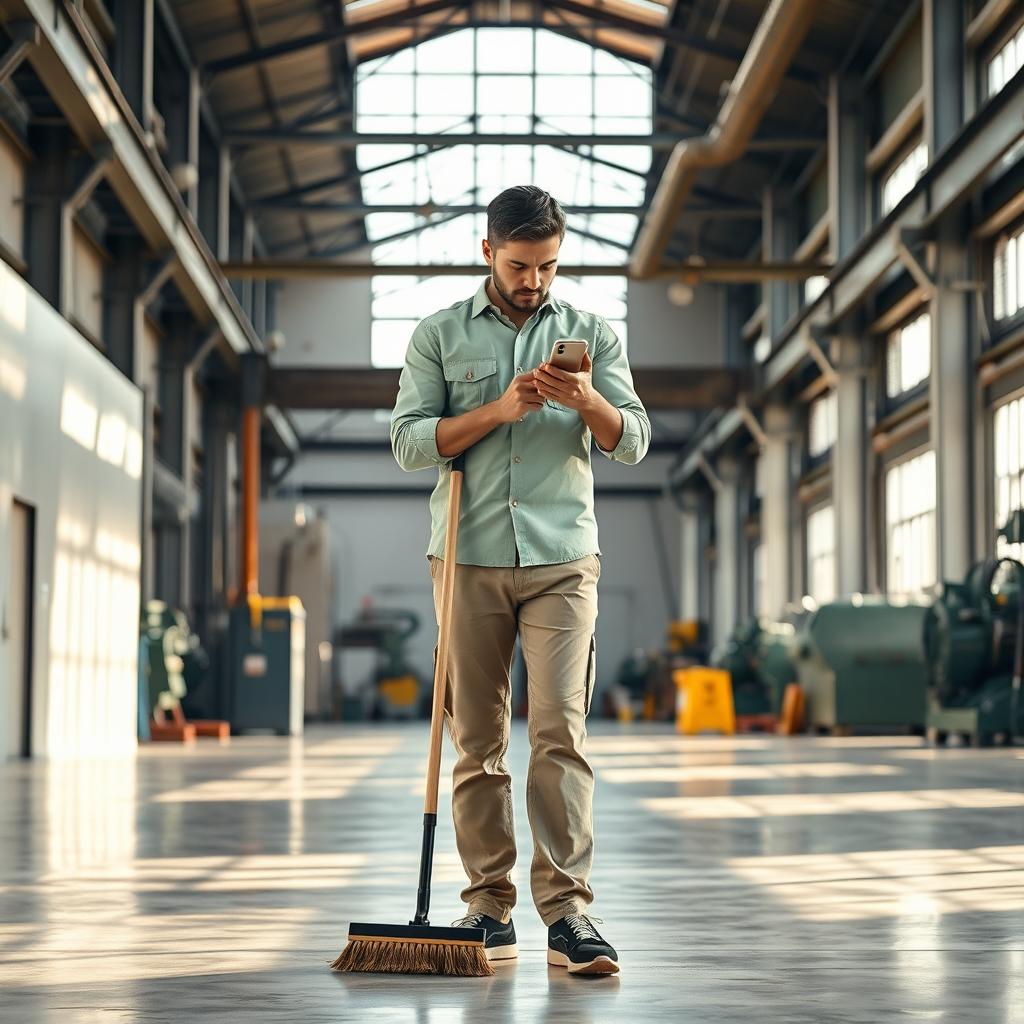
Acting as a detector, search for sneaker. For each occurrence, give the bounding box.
[451,912,518,961]
[547,913,619,975]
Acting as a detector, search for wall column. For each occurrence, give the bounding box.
[833,335,871,595]
[761,405,796,618]
[713,456,741,646]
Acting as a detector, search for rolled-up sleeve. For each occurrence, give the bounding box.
[592,318,651,465]
[390,317,452,472]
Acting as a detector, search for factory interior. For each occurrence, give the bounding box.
[2,0,1024,1019]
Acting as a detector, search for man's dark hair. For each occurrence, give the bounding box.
[486,186,566,249]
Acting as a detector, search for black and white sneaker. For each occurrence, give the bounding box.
[452,912,517,961]
[547,914,619,975]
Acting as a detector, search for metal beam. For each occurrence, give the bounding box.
[0,20,38,83]
[253,148,444,205]
[204,0,463,74]
[223,259,831,280]
[227,128,821,150]
[254,201,655,215]
[268,366,746,411]
[549,0,817,83]
[60,144,114,317]
[199,0,791,78]
[228,129,692,148]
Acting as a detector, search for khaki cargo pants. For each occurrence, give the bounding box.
[428,553,600,926]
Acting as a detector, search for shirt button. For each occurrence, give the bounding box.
[465,370,474,380]
[516,366,523,373]
[510,499,518,508]
[513,456,521,464]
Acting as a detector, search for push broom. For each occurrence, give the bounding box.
[331,453,492,977]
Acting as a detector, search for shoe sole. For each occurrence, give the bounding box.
[547,949,620,975]
[486,943,518,961]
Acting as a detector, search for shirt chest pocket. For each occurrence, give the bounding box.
[443,357,499,414]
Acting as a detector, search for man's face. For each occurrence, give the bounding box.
[482,236,560,313]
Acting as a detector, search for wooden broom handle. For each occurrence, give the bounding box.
[424,454,464,815]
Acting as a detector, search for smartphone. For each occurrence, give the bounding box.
[548,338,588,373]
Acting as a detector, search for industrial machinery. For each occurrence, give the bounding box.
[924,557,1024,746]
[794,597,931,732]
[333,601,425,719]
[711,617,800,721]
[139,600,225,740]
[228,595,306,736]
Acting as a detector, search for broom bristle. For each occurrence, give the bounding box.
[331,938,494,977]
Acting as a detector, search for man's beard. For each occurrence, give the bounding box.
[491,268,548,312]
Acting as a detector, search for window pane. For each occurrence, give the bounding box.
[355,143,416,170]
[416,75,474,115]
[358,74,414,115]
[371,319,420,367]
[415,116,472,135]
[415,33,474,73]
[595,76,652,117]
[475,28,533,73]
[592,144,652,174]
[356,114,415,133]
[536,115,593,136]
[535,31,593,74]
[477,75,534,115]
[535,76,593,116]
[885,450,937,595]
[593,49,637,75]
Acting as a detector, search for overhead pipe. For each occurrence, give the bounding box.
[631,0,819,280]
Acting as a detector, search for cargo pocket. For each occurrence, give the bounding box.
[584,633,596,716]
[443,357,499,413]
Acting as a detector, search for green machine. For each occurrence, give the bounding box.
[924,557,1024,746]
[794,597,931,731]
[229,595,306,735]
[711,618,800,717]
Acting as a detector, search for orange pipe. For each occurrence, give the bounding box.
[241,405,260,597]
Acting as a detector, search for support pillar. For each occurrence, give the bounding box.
[678,489,702,622]
[25,125,67,308]
[762,187,792,339]
[827,73,865,262]
[924,0,964,157]
[761,406,796,618]
[833,335,871,595]
[114,0,154,132]
[930,212,973,580]
[240,354,265,598]
[713,456,741,647]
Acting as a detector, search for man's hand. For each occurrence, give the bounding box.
[532,351,596,412]
[493,371,546,424]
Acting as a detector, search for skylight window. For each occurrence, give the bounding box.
[356,27,651,367]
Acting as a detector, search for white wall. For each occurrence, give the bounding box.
[0,261,143,758]
[275,277,372,366]
[626,278,725,366]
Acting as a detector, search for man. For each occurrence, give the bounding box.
[390,185,650,976]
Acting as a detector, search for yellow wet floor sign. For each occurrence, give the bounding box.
[673,667,736,735]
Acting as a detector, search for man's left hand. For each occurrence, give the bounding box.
[532,351,596,412]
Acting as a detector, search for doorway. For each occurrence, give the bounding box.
[7,499,34,758]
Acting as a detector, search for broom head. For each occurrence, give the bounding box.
[331,921,493,977]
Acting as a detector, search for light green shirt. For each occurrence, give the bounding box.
[390,277,651,567]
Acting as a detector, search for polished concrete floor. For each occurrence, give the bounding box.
[2,722,1024,1023]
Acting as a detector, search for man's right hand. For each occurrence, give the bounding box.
[493,371,545,424]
